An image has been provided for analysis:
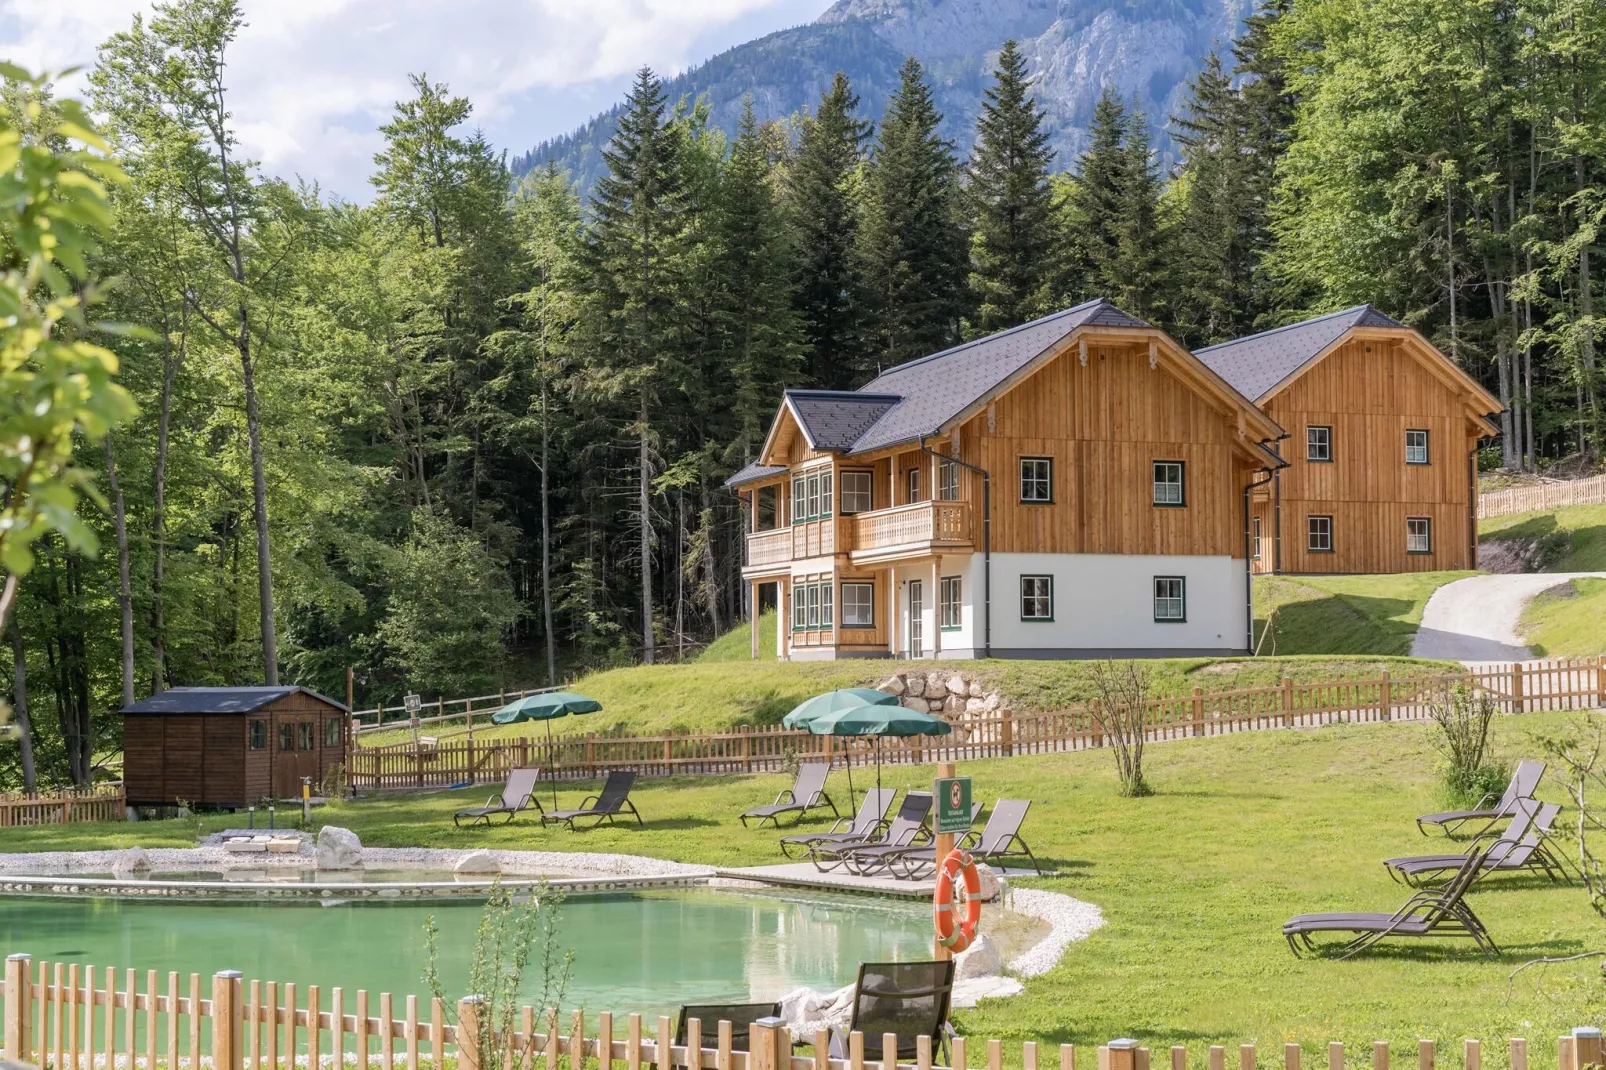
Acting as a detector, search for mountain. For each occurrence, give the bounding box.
[510,0,1252,191]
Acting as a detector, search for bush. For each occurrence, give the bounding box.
[1091,660,1153,797]
[1428,684,1503,806]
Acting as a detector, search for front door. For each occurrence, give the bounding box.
[908,579,924,659]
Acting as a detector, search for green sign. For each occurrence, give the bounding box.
[934,776,972,835]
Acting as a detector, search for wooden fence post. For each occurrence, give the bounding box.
[1285,1045,1300,1070]
[1329,1042,1344,1070]
[1002,709,1015,756]
[1380,670,1392,722]
[1192,688,1205,737]
[1106,1039,1140,1070]
[1510,1039,1527,1070]
[750,1018,789,1070]
[1512,663,1526,714]
[1596,655,1605,709]
[1417,1040,1433,1070]
[1281,677,1294,727]
[4,953,30,1063]
[212,971,244,1070]
[1570,1028,1602,1070]
[1463,1040,1479,1070]
[458,996,485,1070]
[1374,1042,1389,1070]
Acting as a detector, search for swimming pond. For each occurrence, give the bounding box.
[0,887,933,1018]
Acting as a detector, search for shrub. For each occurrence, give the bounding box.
[1091,660,1153,797]
[1428,684,1504,805]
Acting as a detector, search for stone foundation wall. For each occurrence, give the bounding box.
[876,671,1008,742]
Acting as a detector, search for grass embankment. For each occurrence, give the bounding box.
[1519,577,1606,657]
[1253,571,1472,655]
[1481,504,1606,571]
[0,713,1592,1050]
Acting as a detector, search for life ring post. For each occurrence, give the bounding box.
[933,761,957,959]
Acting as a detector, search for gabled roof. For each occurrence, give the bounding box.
[122,686,347,716]
[785,390,903,451]
[1194,305,1407,401]
[727,462,789,487]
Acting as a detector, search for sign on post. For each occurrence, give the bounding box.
[934,775,972,835]
[403,693,422,715]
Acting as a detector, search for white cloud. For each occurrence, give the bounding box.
[0,0,825,199]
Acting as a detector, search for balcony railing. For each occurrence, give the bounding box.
[743,501,973,571]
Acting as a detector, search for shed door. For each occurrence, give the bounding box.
[274,720,300,799]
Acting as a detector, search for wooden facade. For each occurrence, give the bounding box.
[1249,330,1499,575]
[123,687,349,808]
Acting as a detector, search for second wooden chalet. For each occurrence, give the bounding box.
[728,299,1286,660]
[1196,307,1501,575]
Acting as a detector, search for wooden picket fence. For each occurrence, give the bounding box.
[0,787,124,828]
[2,955,1598,1070]
[1479,473,1606,517]
[352,687,564,737]
[345,658,1606,791]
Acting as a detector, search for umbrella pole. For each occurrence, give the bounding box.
[547,719,559,811]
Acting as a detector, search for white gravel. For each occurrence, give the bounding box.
[1004,887,1105,977]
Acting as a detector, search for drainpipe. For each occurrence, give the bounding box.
[1244,465,1276,653]
[920,439,991,658]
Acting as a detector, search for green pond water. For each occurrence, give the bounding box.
[0,889,931,1018]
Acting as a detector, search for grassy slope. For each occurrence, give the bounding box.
[1,714,1592,1051]
[1253,571,1473,655]
[1480,503,1606,570]
[698,610,778,661]
[1519,577,1606,657]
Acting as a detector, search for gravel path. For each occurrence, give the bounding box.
[1004,887,1105,976]
[1410,572,1606,663]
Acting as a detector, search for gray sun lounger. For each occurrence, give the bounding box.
[1283,849,1496,959]
[844,801,980,876]
[809,791,932,872]
[890,798,1043,878]
[1416,759,1545,836]
[1388,799,1565,886]
[741,761,838,828]
[541,770,642,830]
[454,768,543,828]
[779,787,896,859]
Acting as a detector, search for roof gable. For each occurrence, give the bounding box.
[122,685,347,715]
[785,391,903,451]
[1195,306,1404,401]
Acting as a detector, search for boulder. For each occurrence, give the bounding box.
[900,697,929,713]
[879,675,906,697]
[928,699,945,713]
[454,850,501,875]
[315,826,363,870]
[982,691,1004,711]
[953,933,1004,981]
[965,697,986,713]
[968,679,986,698]
[975,861,1002,901]
[112,846,152,880]
[942,694,964,715]
[904,674,926,698]
[946,673,970,697]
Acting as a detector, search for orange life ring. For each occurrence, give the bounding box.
[933,849,983,953]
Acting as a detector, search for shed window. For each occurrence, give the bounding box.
[1154,577,1186,622]
[324,718,342,748]
[1307,426,1332,462]
[298,721,315,751]
[249,720,267,750]
[1308,515,1334,553]
[840,470,874,514]
[1020,576,1053,621]
[1407,517,1432,554]
[841,582,874,627]
[1019,458,1052,503]
[1406,429,1430,465]
[1153,461,1185,506]
[279,722,296,752]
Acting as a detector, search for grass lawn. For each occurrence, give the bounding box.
[3,712,1595,1053]
[1252,571,1473,656]
[1519,577,1606,657]
[1480,504,1606,571]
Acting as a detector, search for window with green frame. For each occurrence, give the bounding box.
[940,576,962,629]
[791,469,834,522]
[791,581,835,630]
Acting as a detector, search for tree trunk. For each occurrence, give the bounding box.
[638,394,655,666]
[151,312,183,692]
[540,374,556,686]
[700,481,723,637]
[8,619,36,793]
[240,342,278,685]
[103,435,135,709]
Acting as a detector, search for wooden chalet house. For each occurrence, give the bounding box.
[727,299,1286,660]
[1196,307,1501,575]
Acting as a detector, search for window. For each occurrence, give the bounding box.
[1407,516,1432,554]
[1307,425,1332,462]
[249,720,267,750]
[756,485,778,530]
[820,582,833,628]
[1307,515,1334,553]
[1154,576,1186,622]
[324,718,342,748]
[805,583,820,628]
[278,722,296,752]
[805,474,820,520]
[1153,461,1186,506]
[938,459,960,501]
[297,721,315,751]
[1252,516,1263,560]
[792,582,835,630]
[792,479,806,523]
[841,582,874,627]
[1405,429,1430,465]
[940,576,962,629]
[1020,575,1053,621]
[791,469,834,522]
[906,468,921,504]
[792,589,807,631]
[1019,458,1052,503]
[840,470,874,514]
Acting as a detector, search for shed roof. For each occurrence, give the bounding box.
[122,686,348,716]
[1194,305,1405,401]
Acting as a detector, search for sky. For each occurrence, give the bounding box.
[0,0,831,202]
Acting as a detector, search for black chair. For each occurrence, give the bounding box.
[846,960,955,1061]
[674,1003,781,1053]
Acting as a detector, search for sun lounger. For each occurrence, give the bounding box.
[843,801,980,877]
[1416,760,1545,836]
[779,787,896,860]
[740,762,838,828]
[453,768,543,828]
[541,770,642,830]
[1387,799,1565,886]
[1283,850,1496,959]
[808,792,931,873]
[890,798,1043,878]
[674,1003,781,1053]
[844,960,955,1061]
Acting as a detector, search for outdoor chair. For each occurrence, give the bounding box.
[779,787,896,860]
[843,960,955,1061]
[1282,849,1497,959]
[890,798,1043,879]
[740,761,838,828]
[674,1003,781,1054]
[842,801,980,877]
[452,768,543,828]
[1415,760,1546,836]
[1387,799,1566,886]
[540,770,642,830]
[807,792,931,873]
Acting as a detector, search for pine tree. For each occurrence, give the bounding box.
[859,57,970,370]
[966,40,1059,334]
[1108,105,1165,320]
[1231,0,1296,326]
[788,73,871,389]
[1060,87,1128,304]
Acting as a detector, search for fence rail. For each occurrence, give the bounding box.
[2,955,1595,1070]
[345,658,1606,791]
[1479,473,1606,517]
[0,788,124,828]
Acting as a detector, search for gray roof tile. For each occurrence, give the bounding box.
[1195,305,1404,401]
[726,461,789,487]
[786,390,903,450]
[122,685,347,715]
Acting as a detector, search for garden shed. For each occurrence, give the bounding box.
[122,686,349,808]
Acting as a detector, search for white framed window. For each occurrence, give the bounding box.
[1307,426,1332,462]
[1019,458,1052,503]
[792,479,806,524]
[793,469,835,521]
[792,589,807,630]
[1308,515,1334,552]
[841,582,874,627]
[940,576,962,629]
[1153,461,1185,506]
[1407,517,1432,554]
[805,473,821,520]
[819,581,833,627]
[819,470,832,517]
[1252,516,1263,560]
[1405,429,1430,465]
[938,459,960,501]
[840,470,874,514]
[1020,575,1053,621]
[805,584,820,628]
[1154,576,1186,621]
[906,468,921,504]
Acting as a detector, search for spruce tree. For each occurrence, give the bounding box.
[1108,105,1164,320]
[1232,0,1296,323]
[967,40,1059,334]
[789,73,871,389]
[859,57,970,370]
[1061,87,1128,304]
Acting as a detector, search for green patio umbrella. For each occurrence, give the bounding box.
[491,691,603,808]
[802,702,952,798]
[780,688,899,730]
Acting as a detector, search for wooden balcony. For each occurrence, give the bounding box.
[742,518,850,576]
[849,500,973,565]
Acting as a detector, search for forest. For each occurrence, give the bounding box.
[0,0,1603,790]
